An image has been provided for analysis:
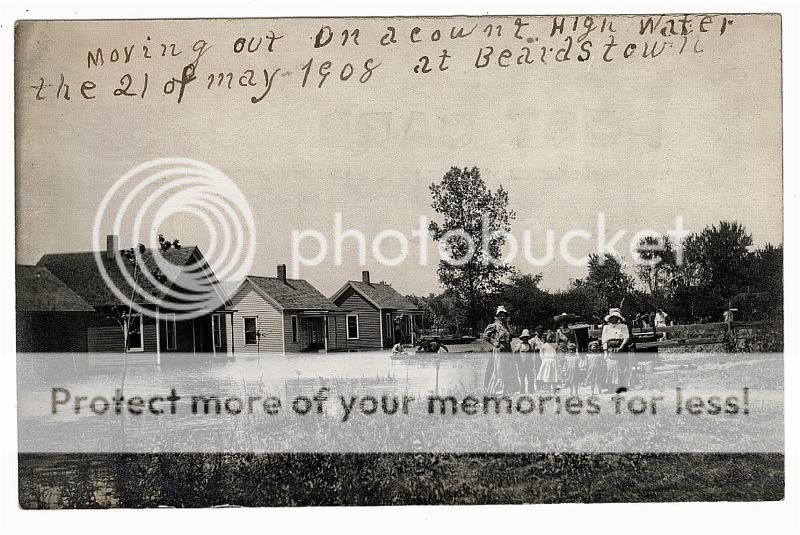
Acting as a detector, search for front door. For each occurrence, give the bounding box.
[385,313,394,347]
[302,317,325,351]
[191,314,226,355]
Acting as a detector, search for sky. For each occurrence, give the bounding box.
[15,15,783,297]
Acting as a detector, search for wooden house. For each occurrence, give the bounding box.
[330,271,423,350]
[27,235,234,363]
[16,264,96,352]
[227,265,348,354]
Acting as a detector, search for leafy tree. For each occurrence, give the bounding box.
[550,283,607,327]
[579,253,634,312]
[103,235,182,393]
[670,221,755,321]
[158,233,182,251]
[751,243,783,300]
[498,273,546,328]
[406,292,464,333]
[428,166,516,331]
[738,242,783,319]
[634,235,677,304]
[695,220,753,301]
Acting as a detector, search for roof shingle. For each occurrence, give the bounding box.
[37,246,204,308]
[247,276,342,312]
[16,265,94,312]
[345,281,420,311]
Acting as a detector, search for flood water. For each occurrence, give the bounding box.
[17,349,490,451]
[17,350,784,455]
[18,350,488,408]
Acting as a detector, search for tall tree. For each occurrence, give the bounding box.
[695,220,753,301]
[581,253,634,312]
[428,166,516,331]
[751,243,783,297]
[634,235,677,303]
[499,273,545,329]
[670,221,754,320]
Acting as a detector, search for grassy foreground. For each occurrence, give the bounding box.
[19,452,783,508]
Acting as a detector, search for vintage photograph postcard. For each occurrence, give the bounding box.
[13,13,784,509]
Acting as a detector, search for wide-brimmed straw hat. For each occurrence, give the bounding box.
[519,329,532,340]
[604,308,625,322]
[495,306,509,317]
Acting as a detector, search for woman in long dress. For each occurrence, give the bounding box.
[483,306,520,394]
[536,331,561,392]
[602,308,631,390]
[531,326,545,391]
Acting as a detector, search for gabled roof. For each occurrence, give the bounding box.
[37,246,220,308]
[16,264,94,312]
[236,276,343,313]
[331,281,421,311]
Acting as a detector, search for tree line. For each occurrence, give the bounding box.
[407,167,782,333]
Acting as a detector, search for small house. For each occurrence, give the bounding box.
[16,264,96,352]
[330,271,423,350]
[228,265,349,354]
[30,235,234,363]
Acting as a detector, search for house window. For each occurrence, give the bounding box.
[126,314,144,352]
[165,313,177,350]
[291,315,298,343]
[212,314,223,348]
[346,314,359,339]
[244,317,258,345]
[385,313,392,339]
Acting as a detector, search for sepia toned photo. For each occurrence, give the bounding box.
[13,13,784,509]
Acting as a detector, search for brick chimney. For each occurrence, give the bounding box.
[362,270,370,284]
[277,264,287,284]
[105,235,119,260]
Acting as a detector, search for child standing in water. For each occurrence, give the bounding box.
[563,342,581,396]
[584,340,606,395]
[513,329,536,394]
[536,331,561,393]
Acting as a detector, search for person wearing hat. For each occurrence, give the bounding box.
[602,308,632,390]
[513,329,536,394]
[601,308,630,352]
[483,305,520,394]
[555,313,577,347]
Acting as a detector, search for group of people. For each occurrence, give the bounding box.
[414,337,449,354]
[391,336,449,357]
[632,308,669,329]
[482,305,635,396]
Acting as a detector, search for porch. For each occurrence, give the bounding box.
[382,310,423,348]
[290,311,349,352]
[85,309,235,367]
[156,308,235,362]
